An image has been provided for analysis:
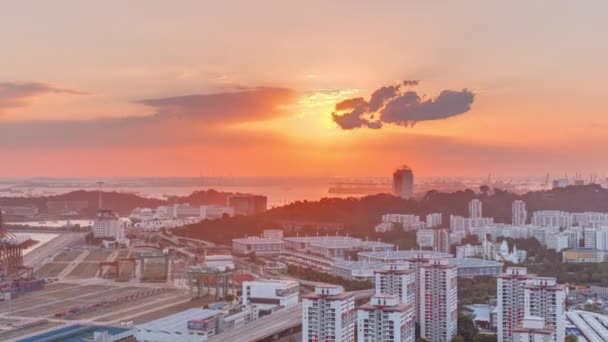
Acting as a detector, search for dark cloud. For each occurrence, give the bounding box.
[0,87,296,148]
[368,85,399,112]
[335,97,367,111]
[0,82,86,112]
[331,81,475,130]
[136,87,295,123]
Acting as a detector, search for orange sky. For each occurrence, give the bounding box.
[1,1,608,178]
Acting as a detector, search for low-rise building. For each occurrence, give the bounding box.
[331,260,387,281]
[136,308,224,341]
[200,205,234,220]
[228,195,267,215]
[512,316,555,342]
[17,324,135,342]
[242,280,299,319]
[449,258,504,278]
[283,235,360,252]
[232,236,283,256]
[562,248,606,263]
[262,229,284,240]
[309,239,394,259]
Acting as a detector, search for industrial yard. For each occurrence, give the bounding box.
[0,227,219,341]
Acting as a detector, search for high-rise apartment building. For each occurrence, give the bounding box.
[357,294,415,342]
[531,210,572,228]
[374,262,416,306]
[523,277,565,342]
[418,259,458,342]
[393,166,414,199]
[425,213,443,228]
[512,200,527,226]
[434,229,450,253]
[469,199,483,219]
[302,285,355,342]
[497,267,529,342]
[497,267,565,342]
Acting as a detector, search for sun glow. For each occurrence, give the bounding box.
[233,89,360,141]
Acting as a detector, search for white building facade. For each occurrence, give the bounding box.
[357,295,415,342]
[418,259,458,342]
[374,262,416,307]
[302,285,355,342]
[523,278,565,342]
[512,200,527,226]
[497,267,530,342]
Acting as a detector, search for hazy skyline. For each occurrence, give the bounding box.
[2,1,608,178]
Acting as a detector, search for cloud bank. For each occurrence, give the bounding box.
[0,87,296,148]
[0,82,86,113]
[332,80,475,129]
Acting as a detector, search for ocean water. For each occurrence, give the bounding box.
[0,177,366,208]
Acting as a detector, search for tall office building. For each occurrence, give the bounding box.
[512,200,527,226]
[357,294,415,342]
[469,199,483,219]
[374,262,416,306]
[418,259,458,342]
[393,166,414,199]
[302,285,355,342]
[523,277,565,342]
[497,267,529,342]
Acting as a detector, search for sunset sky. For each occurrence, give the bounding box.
[1,1,608,178]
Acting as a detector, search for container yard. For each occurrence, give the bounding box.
[0,277,45,301]
[0,217,220,341]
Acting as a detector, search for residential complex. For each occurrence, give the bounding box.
[418,258,458,342]
[357,294,415,342]
[302,285,356,342]
[512,200,527,226]
[523,277,566,342]
[469,199,483,219]
[497,267,530,342]
[374,262,416,306]
[497,267,565,342]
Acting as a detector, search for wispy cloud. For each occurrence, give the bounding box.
[0,82,86,113]
[0,87,296,148]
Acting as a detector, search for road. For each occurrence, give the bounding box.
[209,304,301,342]
[209,288,373,342]
[23,233,86,269]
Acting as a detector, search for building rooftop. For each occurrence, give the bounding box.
[136,308,221,338]
[464,304,493,323]
[310,239,393,249]
[358,250,453,260]
[283,235,360,243]
[232,236,283,244]
[17,324,133,342]
[332,260,387,271]
[242,279,299,287]
[449,258,503,268]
